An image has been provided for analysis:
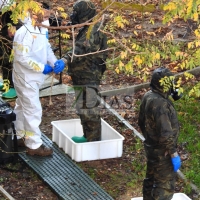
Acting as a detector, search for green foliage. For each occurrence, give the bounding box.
[163,0,200,23]
[101,0,200,99]
[183,183,192,194]
[175,96,200,188]
[1,0,200,98]
[159,76,174,92]
[134,138,143,152]
[8,0,43,25]
[188,82,200,97]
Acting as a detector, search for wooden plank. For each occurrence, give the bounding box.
[0,185,15,200]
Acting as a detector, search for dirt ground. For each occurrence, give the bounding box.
[0,75,145,200]
[0,0,198,199]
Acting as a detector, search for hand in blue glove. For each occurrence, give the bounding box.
[171,155,181,172]
[43,64,53,74]
[54,59,65,74]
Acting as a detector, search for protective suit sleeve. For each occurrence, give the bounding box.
[13,28,45,72]
[154,101,177,155]
[46,40,57,67]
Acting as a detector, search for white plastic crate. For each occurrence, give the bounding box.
[131,193,191,200]
[51,119,124,162]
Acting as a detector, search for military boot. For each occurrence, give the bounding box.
[26,144,53,156]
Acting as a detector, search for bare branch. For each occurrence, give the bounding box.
[100,29,134,54]
[73,48,114,57]
[35,17,103,30]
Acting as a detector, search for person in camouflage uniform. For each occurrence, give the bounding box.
[138,67,182,200]
[53,0,108,143]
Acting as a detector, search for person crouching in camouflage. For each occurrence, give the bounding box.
[138,67,182,200]
[53,0,108,143]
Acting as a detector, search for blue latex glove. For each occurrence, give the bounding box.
[171,155,181,172]
[43,64,53,74]
[54,59,65,74]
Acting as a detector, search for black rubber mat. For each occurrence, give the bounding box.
[18,133,114,200]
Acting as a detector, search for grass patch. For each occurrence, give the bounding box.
[175,96,200,189]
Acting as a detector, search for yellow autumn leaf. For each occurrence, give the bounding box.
[195,41,200,47]
[146,31,156,36]
[117,21,124,28]
[120,51,127,59]
[115,67,120,74]
[155,53,160,59]
[133,31,138,36]
[134,56,143,65]
[57,7,64,11]
[9,2,16,10]
[119,60,124,70]
[125,62,133,73]
[61,13,68,19]
[188,42,193,49]
[135,25,142,29]
[163,2,176,11]
[61,33,70,39]
[184,72,194,79]
[2,79,10,92]
[123,19,129,25]
[9,50,14,62]
[193,13,199,21]
[107,39,116,44]
[149,18,154,25]
[32,19,36,27]
[186,0,193,16]
[175,52,184,57]
[194,29,200,38]
[132,43,137,49]
[8,25,16,35]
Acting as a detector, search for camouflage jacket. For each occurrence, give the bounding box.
[63,22,108,84]
[138,89,180,155]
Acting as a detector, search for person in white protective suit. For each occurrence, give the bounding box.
[12,3,63,156]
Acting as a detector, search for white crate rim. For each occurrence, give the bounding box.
[51,118,125,145]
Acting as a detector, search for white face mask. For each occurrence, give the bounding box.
[42,20,50,27]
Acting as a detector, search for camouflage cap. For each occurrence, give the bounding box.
[73,0,96,24]
[150,66,174,92]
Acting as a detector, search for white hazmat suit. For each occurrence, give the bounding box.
[13,15,57,149]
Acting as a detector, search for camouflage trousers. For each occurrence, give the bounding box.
[143,145,176,200]
[74,85,101,142]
